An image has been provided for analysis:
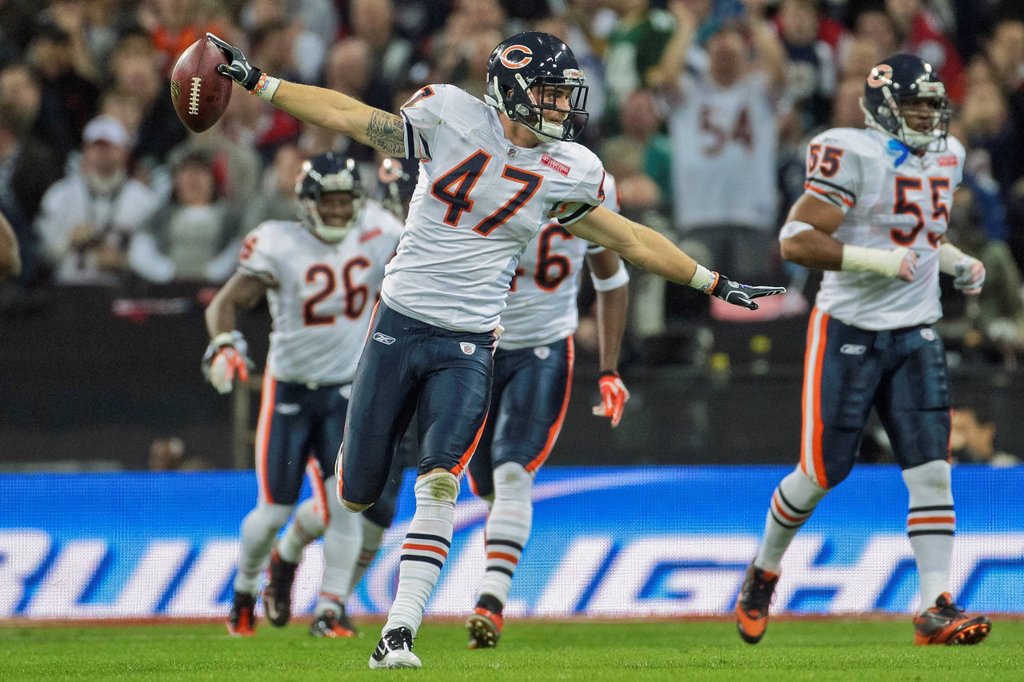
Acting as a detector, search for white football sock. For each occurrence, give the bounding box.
[755,468,827,573]
[277,498,325,564]
[233,503,293,594]
[902,460,955,612]
[349,517,387,593]
[318,475,363,607]
[382,472,458,636]
[477,462,533,608]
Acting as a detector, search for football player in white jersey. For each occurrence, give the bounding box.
[209,30,784,668]
[203,152,403,638]
[734,55,991,647]
[464,173,629,649]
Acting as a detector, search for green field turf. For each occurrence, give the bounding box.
[2,618,1023,681]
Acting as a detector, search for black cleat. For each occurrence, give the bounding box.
[914,592,991,645]
[735,564,779,644]
[227,591,256,636]
[262,548,298,627]
[310,606,358,638]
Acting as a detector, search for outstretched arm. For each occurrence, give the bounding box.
[208,33,407,157]
[567,206,784,309]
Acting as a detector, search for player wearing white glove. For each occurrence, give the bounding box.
[736,54,990,648]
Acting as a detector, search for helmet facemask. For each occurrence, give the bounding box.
[490,74,589,142]
[296,158,364,243]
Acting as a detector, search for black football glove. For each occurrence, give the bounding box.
[206,33,262,91]
[711,274,786,310]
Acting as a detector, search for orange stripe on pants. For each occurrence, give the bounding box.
[526,336,575,473]
[254,371,277,504]
[800,309,830,488]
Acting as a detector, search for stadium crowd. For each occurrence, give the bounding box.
[1,0,1023,362]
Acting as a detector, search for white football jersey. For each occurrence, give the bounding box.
[801,127,965,330]
[499,173,621,350]
[667,72,778,231]
[237,200,403,384]
[382,84,607,333]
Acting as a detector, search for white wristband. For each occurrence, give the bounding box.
[591,261,630,291]
[211,331,236,348]
[252,74,281,102]
[688,263,717,293]
[937,242,968,275]
[841,245,908,278]
[779,220,815,241]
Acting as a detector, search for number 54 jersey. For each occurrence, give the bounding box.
[237,200,404,385]
[802,127,966,330]
[384,84,607,334]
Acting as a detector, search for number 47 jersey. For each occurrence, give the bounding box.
[382,84,607,334]
[804,127,966,331]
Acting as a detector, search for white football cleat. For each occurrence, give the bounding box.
[368,627,421,669]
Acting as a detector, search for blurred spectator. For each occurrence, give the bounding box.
[429,0,507,86]
[138,0,226,75]
[886,0,966,102]
[321,38,393,164]
[950,403,1022,467]
[349,0,415,90]
[937,152,1024,368]
[108,28,188,170]
[836,34,883,79]
[447,27,504,100]
[0,61,75,165]
[0,0,36,66]
[602,0,678,136]
[29,12,102,140]
[129,150,245,284]
[599,89,671,209]
[248,143,304,224]
[981,18,1024,182]
[959,57,1024,221]
[776,0,844,134]
[215,77,301,167]
[851,6,900,59]
[0,104,62,285]
[241,0,337,84]
[248,17,302,84]
[35,116,160,286]
[658,4,787,282]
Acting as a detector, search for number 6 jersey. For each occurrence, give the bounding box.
[383,84,607,334]
[237,200,404,385]
[802,127,965,330]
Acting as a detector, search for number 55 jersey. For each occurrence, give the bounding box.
[803,127,965,330]
[384,84,607,334]
[237,200,404,385]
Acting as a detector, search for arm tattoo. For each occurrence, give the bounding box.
[366,111,406,157]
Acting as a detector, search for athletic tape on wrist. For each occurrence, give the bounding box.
[937,242,968,275]
[252,73,281,101]
[688,264,717,294]
[211,332,236,348]
[591,261,630,291]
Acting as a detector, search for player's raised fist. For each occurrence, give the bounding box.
[711,275,786,311]
[206,33,262,91]
[169,36,232,132]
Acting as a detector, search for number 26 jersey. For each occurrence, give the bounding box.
[802,127,965,330]
[383,84,607,334]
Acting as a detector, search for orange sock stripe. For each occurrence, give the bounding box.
[908,516,956,525]
[402,543,449,558]
[486,551,520,563]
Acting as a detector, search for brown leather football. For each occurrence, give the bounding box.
[169,37,232,133]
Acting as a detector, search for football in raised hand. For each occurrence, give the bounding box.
[169,37,232,133]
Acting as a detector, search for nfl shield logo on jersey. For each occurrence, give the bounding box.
[460,342,476,355]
